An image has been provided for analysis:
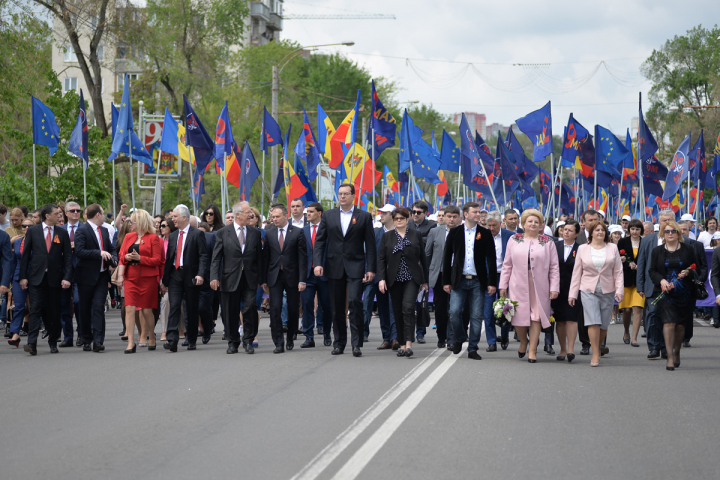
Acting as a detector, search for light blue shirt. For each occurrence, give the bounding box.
[463,224,477,275]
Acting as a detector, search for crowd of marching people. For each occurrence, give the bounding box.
[3,186,719,371]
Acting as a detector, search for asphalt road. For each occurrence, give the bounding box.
[2,310,720,480]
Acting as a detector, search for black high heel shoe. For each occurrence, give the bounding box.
[396,349,406,357]
[148,345,157,351]
[405,348,413,358]
[124,344,137,354]
[556,355,566,361]
[567,353,576,363]
[8,337,20,348]
[528,358,537,363]
[518,350,526,359]
[666,365,675,371]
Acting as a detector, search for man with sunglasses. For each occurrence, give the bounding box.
[409,201,436,343]
[58,201,83,347]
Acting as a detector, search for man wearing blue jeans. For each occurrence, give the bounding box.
[483,212,513,351]
[443,202,498,360]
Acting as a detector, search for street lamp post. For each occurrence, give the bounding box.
[270,42,354,193]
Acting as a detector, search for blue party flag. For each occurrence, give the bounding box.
[183,95,215,172]
[439,129,460,172]
[688,129,706,187]
[238,142,260,202]
[595,125,629,176]
[515,101,552,161]
[68,89,89,169]
[294,153,318,204]
[191,166,204,205]
[214,101,235,170]
[560,113,589,168]
[662,132,691,201]
[505,126,538,181]
[638,93,658,162]
[710,131,720,196]
[493,133,520,204]
[296,108,322,181]
[31,96,60,156]
[274,124,292,198]
[368,80,396,159]
[261,106,282,153]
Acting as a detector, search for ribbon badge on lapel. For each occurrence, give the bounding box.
[53,234,60,244]
[475,232,481,240]
[352,217,356,225]
[573,250,576,258]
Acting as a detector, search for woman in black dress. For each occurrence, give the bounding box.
[551,219,582,362]
[377,207,428,358]
[648,220,697,371]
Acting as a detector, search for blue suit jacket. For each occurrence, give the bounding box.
[304,223,327,282]
[486,228,514,285]
[0,229,13,288]
[366,227,385,285]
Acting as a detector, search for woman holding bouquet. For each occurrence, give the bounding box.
[617,219,644,346]
[569,221,624,367]
[648,220,697,371]
[499,209,560,363]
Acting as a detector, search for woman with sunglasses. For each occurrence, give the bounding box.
[648,220,698,371]
[157,219,177,342]
[7,218,35,347]
[201,205,223,231]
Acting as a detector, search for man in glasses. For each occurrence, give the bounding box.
[313,184,376,357]
[58,201,83,347]
[408,201,436,343]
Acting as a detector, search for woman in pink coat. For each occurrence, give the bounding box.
[499,209,560,363]
[568,221,624,367]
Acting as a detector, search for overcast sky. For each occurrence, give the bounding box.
[283,0,719,135]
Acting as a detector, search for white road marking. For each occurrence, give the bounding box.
[695,319,711,327]
[290,347,446,480]
[331,346,464,480]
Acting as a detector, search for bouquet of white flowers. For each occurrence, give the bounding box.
[492,296,518,328]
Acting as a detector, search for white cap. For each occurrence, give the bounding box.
[513,208,520,215]
[654,224,660,232]
[609,224,623,234]
[556,221,566,228]
[428,214,438,221]
[680,213,695,222]
[303,208,308,214]
[378,204,396,213]
[712,232,720,240]
[373,221,382,229]
[479,208,488,213]
[597,210,606,218]
[622,215,632,222]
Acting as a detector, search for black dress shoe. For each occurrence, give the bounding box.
[391,340,400,350]
[226,344,238,354]
[352,347,362,357]
[93,343,104,353]
[323,339,332,347]
[24,344,37,356]
[486,344,497,352]
[222,334,227,341]
[446,344,453,350]
[286,342,294,351]
[545,345,555,355]
[417,335,426,344]
[41,329,48,339]
[331,347,344,355]
[187,344,196,350]
[293,333,297,341]
[163,343,178,352]
[273,345,285,354]
[405,348,413,358]
[181,339,189,347]
[301,339,315,348]
[661,351,668,359]
[682,341,691,348]
[202,336,211,345]
[75,338,83,347]
[396,349,406,357]
[83,344,92,352]
[580,346,590,355]
[500,337,509,350]
[647,350,660,359]
[452,342,463,355]
[50,345,59,353]
[118,330,125,336]
[246,343,255,354]
[600,347,609,356]
[468,351,482,360]
[437,341,446,348]
[59,339,73,348]
[282,325,288,333]
[124,344,136,354]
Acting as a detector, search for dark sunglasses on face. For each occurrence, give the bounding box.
[412,210,423,215]
[68,209,81,213]
[22,225,31,229]
[205,212,214,216]
[160,224,168,228]
[665,229,678,234]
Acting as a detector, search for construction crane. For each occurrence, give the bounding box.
[283,14,396,20]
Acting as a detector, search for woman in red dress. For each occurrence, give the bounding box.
[117,209,165,353]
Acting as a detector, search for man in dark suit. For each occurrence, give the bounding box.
[59,201,82,347]
[364,204,397,350]
[300,202,333,348]
[263,203,307,352]
[161,204,207,352]
[483,211,514,351]
[0,229,13,324]
[314,184,377,357]
[678,220,708,347]
[443,202,497,360]
[290,198,310,229]
[189,215,215,345]
[19,204,73,355]
[74,204,117,352]
[409,200,436,343]
[425,205,460,348]
[211,201,263,353]
[503,209,524,234]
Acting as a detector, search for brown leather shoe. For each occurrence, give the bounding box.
[391,340,400,351]
[377,341,392,350]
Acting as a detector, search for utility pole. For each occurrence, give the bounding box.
[271,65,279,190]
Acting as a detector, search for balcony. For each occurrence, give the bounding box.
[250,2,270,22]
[267,12,282,31]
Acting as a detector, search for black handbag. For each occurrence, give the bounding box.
[494,316,510,328]
[694,280,709,300]
[416,291,431,328]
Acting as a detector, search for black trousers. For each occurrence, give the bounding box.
[198,285,214,336]
[578,309,590,348]
[167,270,201,345]
[433,276,450,343]
[390,280,420,344]
[222,274,257,347]
[269,269,300,347]
[329,273,364,350]
[27,274,62,346]
[77,271,110,345]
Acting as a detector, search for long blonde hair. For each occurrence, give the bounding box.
[131,209,156,236]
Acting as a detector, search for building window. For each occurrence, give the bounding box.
[91,15,97,30]
[63,77,78,93]
[117,73,140,92]
[97,45,104,61]
[64,46,78,62]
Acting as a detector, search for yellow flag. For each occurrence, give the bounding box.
[177,122,196,165]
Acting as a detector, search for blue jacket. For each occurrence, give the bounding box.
[486,228,514,284]
[304,223,327,282]
[366,227,386,285]
[0,229,13,287]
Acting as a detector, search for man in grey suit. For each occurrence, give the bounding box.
[637,209,676,359]
[425,205,461,348]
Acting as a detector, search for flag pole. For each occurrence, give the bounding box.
[456,164,462,204]
[128,129,135,210]
[479,158,500,210]
[187,132,196,215]
[112,158,116,219]
[83,163,87,208]
[636,133,646,222]
[33,144,37,209]
[222,154,227,218]
[153,149,162,215]
[372,125,376,209]
[617,168,624,221]
[358,137,369,207]
[261,150,266,221]
[546,152,555,218]
[556,163,563,220]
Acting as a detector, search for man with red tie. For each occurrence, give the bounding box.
[59,201,82,347]
[161,204,207,352]
[300,202,332,348]
[19,204,73,355]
